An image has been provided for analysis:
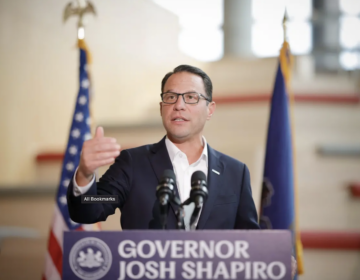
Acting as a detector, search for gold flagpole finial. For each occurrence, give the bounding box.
[63,0,96,40]
[282,9,289,43]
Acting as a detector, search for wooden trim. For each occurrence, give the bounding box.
[214,94,270,104]
[301,231,360,250]
[214,94,360,104]
[36,153,64,162]
[349,183,360,198]
[36,146,133,163]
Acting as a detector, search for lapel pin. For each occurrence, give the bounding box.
[212,169,220,175]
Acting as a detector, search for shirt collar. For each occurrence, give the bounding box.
[165,136,208,165]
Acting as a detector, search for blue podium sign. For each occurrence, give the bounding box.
[63,230,292,280]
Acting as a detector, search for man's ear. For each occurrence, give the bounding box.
[207,101,216,120]
[159,102,162,116]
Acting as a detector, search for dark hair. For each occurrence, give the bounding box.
[161,65,213,101]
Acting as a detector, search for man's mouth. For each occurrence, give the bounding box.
[171,117,188,122]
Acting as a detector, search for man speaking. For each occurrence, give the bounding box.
[67,64,260,230]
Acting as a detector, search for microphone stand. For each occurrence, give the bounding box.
[157,183,187,230]
[172,196,185,230]
[177,197,195,230]
[174,197,204,230]
[175,206,185,230]
[189,205,202,230]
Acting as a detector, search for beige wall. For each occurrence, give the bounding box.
[1,0,358,187]
[0,0,360,279]
[0,0,201,186]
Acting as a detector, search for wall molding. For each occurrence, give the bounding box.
[214,93,360,104]
[349,183,360,198]
[301,231,360,250]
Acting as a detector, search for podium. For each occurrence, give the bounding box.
[63,230,292,280]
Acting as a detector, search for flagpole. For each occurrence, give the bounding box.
[281,10,304,275]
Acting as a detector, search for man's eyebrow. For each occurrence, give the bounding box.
[163,90,199,94]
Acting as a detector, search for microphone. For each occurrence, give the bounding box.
[189,171,208,228]
[156,169,176,229]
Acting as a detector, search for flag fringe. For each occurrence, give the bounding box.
[280,40,304,275]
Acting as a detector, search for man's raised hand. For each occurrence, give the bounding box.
[76,126,121,186]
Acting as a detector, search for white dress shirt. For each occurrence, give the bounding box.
[165,136,208,229]
[73,166,95,196]
[72,137,209,229]
[164,137,208,203]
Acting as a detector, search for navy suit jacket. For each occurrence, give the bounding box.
[67,137,260,230]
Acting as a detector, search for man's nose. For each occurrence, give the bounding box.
[173,95,186,110]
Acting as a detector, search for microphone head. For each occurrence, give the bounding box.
[156,169,176,207]
[189,171,208,228]
[191,171,206,184]
[190,170,208,203]
[157,169,176,196]
[161,169,176,183]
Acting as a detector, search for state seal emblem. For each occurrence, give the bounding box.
[69,237,112,280]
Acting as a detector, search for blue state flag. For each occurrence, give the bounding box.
[260,40,304,275]
[260,63,295,231]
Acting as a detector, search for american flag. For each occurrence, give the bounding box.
[42,41,99,280]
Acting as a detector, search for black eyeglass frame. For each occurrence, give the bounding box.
[160,92,211,104]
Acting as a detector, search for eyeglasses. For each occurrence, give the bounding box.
[160,92,211,104]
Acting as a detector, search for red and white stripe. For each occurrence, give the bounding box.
[42,205,100,280]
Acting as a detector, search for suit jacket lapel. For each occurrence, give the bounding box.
[197,145,224,229]
[148,136,180,217]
